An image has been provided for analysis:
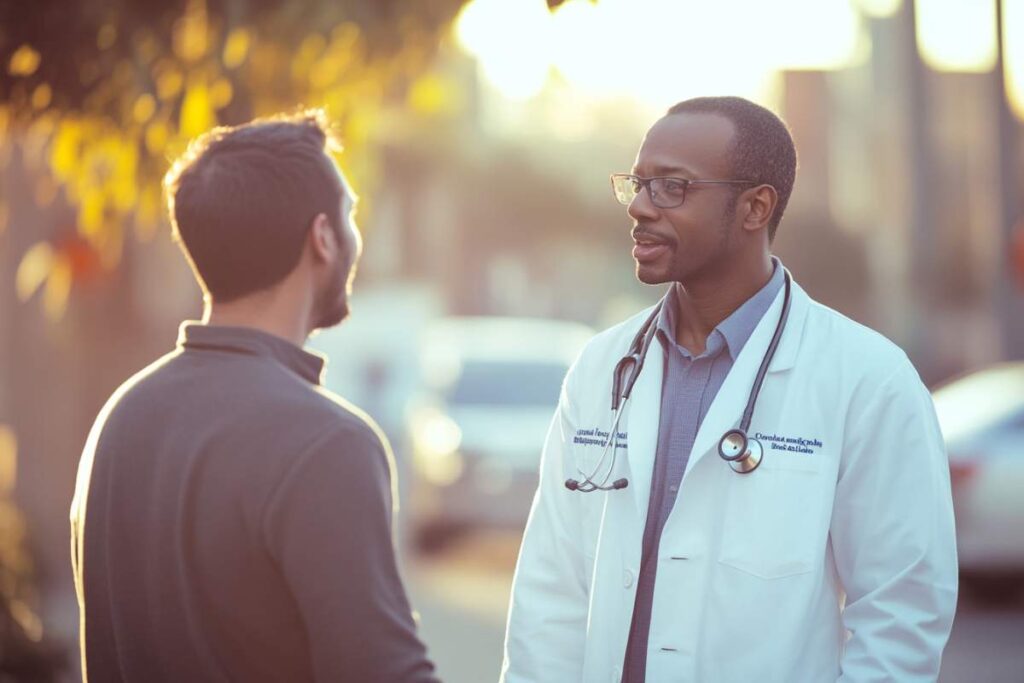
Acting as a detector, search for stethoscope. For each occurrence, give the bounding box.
[565,269,792,493]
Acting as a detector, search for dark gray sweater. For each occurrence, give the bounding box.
[71,323,438,682]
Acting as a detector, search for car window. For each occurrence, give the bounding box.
[446,361,567,407]
[997,406,1024,436]
[933,364,1024,443]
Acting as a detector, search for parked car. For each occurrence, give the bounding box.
[406,316,593,551]
[932,361,1024,595]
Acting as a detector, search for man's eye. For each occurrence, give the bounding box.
[629,179,642,193]
[662,179,686,195]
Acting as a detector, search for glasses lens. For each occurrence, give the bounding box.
[649,178,687,208]
[612,175,639,205]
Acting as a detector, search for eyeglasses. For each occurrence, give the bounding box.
[610,173,757,209]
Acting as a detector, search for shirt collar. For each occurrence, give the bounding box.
[656,256,785,361]
[177,322,326,384]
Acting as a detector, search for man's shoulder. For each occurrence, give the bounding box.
[801,293,916,382]
[310,387,389,450]
[98,347,382,445]
[96,349,187,420]
[240,370,390,457]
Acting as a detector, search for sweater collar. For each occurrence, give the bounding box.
[177,322,325,384]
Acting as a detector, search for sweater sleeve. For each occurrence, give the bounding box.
[262,423,438,683]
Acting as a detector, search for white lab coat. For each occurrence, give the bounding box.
[501,279,958,683]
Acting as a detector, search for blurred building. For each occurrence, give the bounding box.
[361,4,1024,385]
[778,5,1024,384]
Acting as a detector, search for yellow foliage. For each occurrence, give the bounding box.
[31,83,52,110]
[179,80,215,139]
[28,113,56,137]
[8,44,41,76]
[136,186,162,240]
[223,28,252,69]
[134,31,159,64]
[7,2,453,320]
[156,66,184,101]
[0,425,16,495]
[133,93,157,124]
[331,22,362,48]
[15,242,54,302]
[43,256,72,321]
[78,188,105,237]
[146,120,170,155]
[292,34,327,85]
[344,109,373,148]
[210,78,233,108]
[307,25,364,91]
[173,0,210,63]
[97,23,118,50]
[408,73,461,116]
[19,114,54,177]
[110,143,139,212]
[50,118,83,181]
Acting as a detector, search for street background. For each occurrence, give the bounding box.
[2,0,1024,680]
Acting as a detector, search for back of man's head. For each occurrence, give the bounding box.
[164,111,345,302]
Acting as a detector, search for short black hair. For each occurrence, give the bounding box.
[667,96,797,241]
[164,110,346,302]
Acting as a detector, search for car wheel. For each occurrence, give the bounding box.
[960,573,1024,607]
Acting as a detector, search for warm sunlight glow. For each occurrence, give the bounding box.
[0,425,16,494]
[916,0,997,72]
[855,0,902,18]
[455,0,552,100]
[1007,0,1024,119]
[457,0,862,108]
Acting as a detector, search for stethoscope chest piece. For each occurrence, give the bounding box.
[718,428,763,474]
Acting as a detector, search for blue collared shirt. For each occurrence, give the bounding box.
[622,258,786,682]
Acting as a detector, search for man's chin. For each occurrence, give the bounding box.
[635,262,671,286]
[313,301,349,331]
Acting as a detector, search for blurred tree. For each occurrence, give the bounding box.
[0,426,64,681]
[0,0,466,319]
[0,0,469,668]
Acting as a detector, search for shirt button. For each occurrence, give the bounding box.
[623,568,634,588]
[669,484,678,492]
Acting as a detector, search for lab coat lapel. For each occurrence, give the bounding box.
[684,279,809,478]
[625,330,664,521]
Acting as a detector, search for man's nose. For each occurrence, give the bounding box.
[627,185,658,222]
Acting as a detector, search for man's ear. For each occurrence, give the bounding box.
[741,185,778,233]
[308,213,336,263]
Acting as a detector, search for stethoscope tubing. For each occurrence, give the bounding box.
[569,269,793,492]
[571,401,627,491]
[738,271,792,433]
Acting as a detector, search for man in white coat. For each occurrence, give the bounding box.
[501,96,958,682]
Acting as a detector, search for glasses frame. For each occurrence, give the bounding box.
[610,173,758,209]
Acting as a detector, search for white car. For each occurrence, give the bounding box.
[406,316,593,551]
[932,362,1024,595]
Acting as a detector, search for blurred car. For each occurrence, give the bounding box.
[932,361,1024,592]
[406,316,593,551]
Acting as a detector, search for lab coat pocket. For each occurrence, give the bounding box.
[717,466,822,580]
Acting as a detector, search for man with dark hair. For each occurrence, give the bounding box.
[502,96,957,682]
[71,111,438,682]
